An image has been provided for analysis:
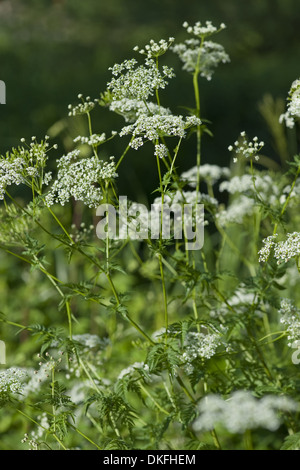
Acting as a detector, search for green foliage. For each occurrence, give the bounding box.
[1,15,300,451]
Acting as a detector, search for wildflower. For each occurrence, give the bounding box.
[181,164,230,186]
[109,98,172,123]
[134,37,175,59]
[258,234,278,262]
[0,367,27,395]
[45,151,117,208]
[181,332,222,375]
[183,20,226,38]
[279,112,295,129]
[117,362,147,380]
[154,143,168,159]
[228,132,264,162]
[259,232,300,264]
[280,78,300,128]
[172,39,230,79]
[0,137,53,199]
[219,174,279,204]
[193,391,297,434]
[120,114,201,148]
[73,334,110,351]
[73,133,107,147]
[68,95,98,116]
[279,299,300,347]
[216,195,255,227]
[107,58,175,102]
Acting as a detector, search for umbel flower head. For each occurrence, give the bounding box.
[0,367,27,395]
[68,94,99,117]
[172,21,229,80]
[228,131,264,162]
[279,298,300,347]
[181,164,230,186]
[120,114,201,149]
[193,391,297,434]
[259,232,300,264]
[0,136,54,199]
[45,151,118,208]
[181,331,222,375]
[107,57,175,102]
[280,78,300,128]
[182,20,226,38]
[133,37,175,59]
[108,98,172,124]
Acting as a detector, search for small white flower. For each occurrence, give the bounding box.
[259,232,300,264]
[228,133,264,162]
[181,164,230,186]
[172,39,229,79]
[45,151,118,208]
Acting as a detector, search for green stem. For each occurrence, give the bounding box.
[69,423,102,450]
[156,151,168,339]
[17,409,67,450]
[115,136,134,170]
[139,383,170,415]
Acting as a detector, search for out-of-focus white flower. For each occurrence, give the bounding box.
[193,391,298,434]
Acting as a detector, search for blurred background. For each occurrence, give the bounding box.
[0,0,299,199]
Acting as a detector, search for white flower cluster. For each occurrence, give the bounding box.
[109,98,172,123]
[0,367,27,395]
[0,137,53,199]
[280,78,300,128]
[21,413,49,448]
[193,391,297,434]
[172,39,230,79]
[181,164,230,187]
[73,133,107,146]
[120,114,201,149]
[259,232,300,264]
[216,195,255,227]
[73,334,110,351]
[217,171,284,227]
[219,174,280,206]
[68,94,98,116]
[228,132,264,162]
[0,157,26,199]
[69,222,95,243]
[133,37,175,58]
[279,299,300,347]
[154,143,169,159]
[45,151,117,208]
[117,362,149,380]
[153,190,218,212]
[21,433,38,450]
[107,58,175,102]
[181,331,222,374]
[182,20,226,37]
[258,234,278,262]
